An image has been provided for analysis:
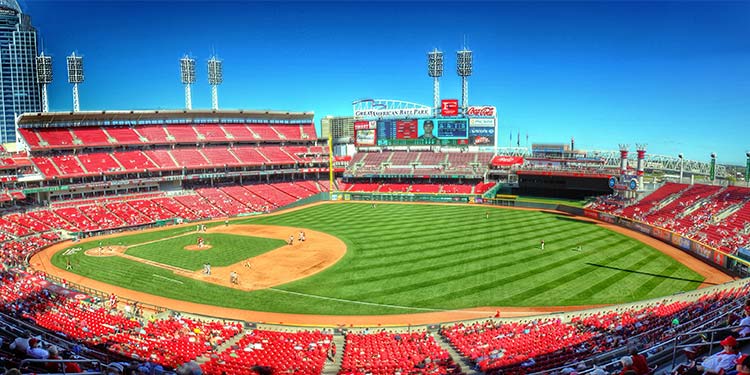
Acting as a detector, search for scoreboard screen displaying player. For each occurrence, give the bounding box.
[436,119,469,139]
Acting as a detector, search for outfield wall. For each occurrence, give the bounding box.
[331,191,471,203]
[582,208,746,277]
[477,197,742,277]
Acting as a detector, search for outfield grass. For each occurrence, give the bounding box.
[52,203,705,315]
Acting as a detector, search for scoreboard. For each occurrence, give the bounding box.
[396,120,418,139]
[436,119,468,139]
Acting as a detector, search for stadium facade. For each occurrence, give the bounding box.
[0,0,40,144]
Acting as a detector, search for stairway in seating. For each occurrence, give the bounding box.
[437,333,481,375]
[321,334,345,375]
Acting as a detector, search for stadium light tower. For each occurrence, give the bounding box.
[67,52,84,112]
[678,153,684,184]
[427,49,443,112]
[180,56,196,110]
[207,56,222,110]
[457,48,473,112]
[36,53,53,112]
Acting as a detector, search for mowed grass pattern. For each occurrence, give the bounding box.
[51,203,704,315]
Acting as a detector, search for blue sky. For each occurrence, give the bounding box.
[25,1,750,164]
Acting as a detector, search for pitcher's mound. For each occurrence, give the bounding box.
[184,244,213,251]
[84,246,127,257]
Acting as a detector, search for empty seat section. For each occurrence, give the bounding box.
[53,207,99,232]
[196,188,252,216]
[50,155,85,176]
[296,180,320,194]
[173,195,225,218]
[112,150,157,171]
[143,150,179,169]
[195,124,229,141]
[411,183,442,193]
[201,147,241,166]
[441,184,473,194]
[221,123,257,141]
[315,180,330,192]
[27,210,79,232]
[475,181,496,194]
[166,124,199,143]
[378,183,410,192]
[105,127,143,144]
[271,124,302,140]
[259,146,295,164]
[244,184,296,207]
[78,205,126,229]
[151,197,200,220]
[270,182,314,199]
[219,186,269,211]
[418,152,446,165]
[232,146,268,165]
[247,124,280,140]
[138,125,169,143]
[31,157,60,177]
[72,127,110,146]
[301,123,317,139]
[105,202,152,226]
[171,148,211,168]
[127,199,177,221]
[78,152,121,175]
[18,128,41,148]
[37,128,75,147]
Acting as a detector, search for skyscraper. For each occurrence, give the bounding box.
[0,0,40,143]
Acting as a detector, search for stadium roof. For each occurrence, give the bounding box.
[17,109,315,126]
[0,0,20,13]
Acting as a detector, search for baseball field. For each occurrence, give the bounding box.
[42,202,708,317]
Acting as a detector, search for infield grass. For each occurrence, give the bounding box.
[52,203,705,315]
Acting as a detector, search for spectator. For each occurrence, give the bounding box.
[631,348,650,375]
[26,338,50,359]
[620,356,637,375]
[8,331,33,355]
[673,336,739,375]
[736,354,750,375]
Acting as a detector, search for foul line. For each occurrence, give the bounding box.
[152,274,184,284]
[266,287,491,315]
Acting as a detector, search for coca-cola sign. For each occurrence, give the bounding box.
[466,106,496,117]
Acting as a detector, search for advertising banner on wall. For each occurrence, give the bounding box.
[584,209,599,219]
[469,127,495,145]
[651,227,671,241]
[713,251,727,268]
[354,121,377,146]
[441,99,459,116]
[598,212,616,224]
[691,242,712,260]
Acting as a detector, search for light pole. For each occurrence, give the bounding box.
[678,153,683,184]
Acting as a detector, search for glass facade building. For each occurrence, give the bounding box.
[0,0,40,143]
